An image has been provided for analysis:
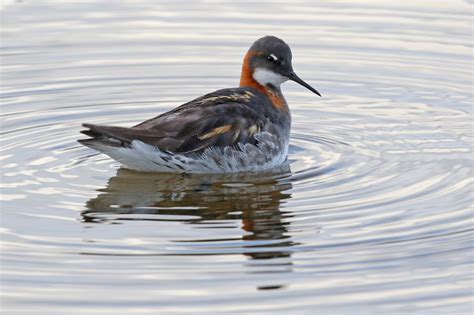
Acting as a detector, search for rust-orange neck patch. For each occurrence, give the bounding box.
[239,50,288,112]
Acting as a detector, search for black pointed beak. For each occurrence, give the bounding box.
[287,72,321,97]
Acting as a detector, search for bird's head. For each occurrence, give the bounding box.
[240,36,321,97]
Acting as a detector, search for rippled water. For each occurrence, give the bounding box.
[1,0,473,314]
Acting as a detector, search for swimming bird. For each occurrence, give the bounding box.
[79,36,321,173]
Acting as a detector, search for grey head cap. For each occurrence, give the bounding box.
[250,36,293,62]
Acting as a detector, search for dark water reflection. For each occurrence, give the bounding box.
[83,166,295,264]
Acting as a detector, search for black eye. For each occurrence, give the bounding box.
[267,54,282,65]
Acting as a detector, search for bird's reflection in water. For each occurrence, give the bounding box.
[83,165,295,289]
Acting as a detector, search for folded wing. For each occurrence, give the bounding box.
[79,89,268,154]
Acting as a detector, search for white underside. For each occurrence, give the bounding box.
[92,132,288,173]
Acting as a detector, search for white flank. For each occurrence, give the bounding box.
[90,132,288,173]
[253,68,288,87]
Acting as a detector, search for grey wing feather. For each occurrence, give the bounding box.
[79,90,267,154]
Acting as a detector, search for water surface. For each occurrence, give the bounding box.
[1,0,473,314]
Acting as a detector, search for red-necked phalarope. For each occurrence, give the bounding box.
[79,36,321,173]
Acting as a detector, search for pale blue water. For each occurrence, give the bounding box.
[1,1,473,314]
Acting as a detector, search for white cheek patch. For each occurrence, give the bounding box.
[253,68,288,87]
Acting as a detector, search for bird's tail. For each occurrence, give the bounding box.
[78,123,129,149]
